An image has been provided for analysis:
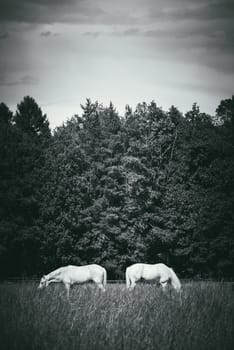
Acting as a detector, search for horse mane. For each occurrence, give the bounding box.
[46,267,64,279]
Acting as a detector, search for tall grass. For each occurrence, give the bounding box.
[0,281,233,350]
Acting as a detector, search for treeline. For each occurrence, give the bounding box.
[0,96,233,279]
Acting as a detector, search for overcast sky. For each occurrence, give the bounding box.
[0,0,233,128]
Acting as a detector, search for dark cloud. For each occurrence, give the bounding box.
[147,0,234,21]
[0,0,233,28]
[86,24,234,53]
[25,0,77,4]
[40,31,51,37]
[144,27,234,52]
[40,31,60,37]
[0,31,9,39]
[0,0,140,26]
[0,0,233,89]
[0,74,39,86]
[171,0,234,21]
[0,0,107,25]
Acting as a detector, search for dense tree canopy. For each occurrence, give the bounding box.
[0,96,233,279]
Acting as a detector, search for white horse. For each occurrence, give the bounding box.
[125,263,181,291]
[38,264,107,298]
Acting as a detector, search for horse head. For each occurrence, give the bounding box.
[38,275,49,289]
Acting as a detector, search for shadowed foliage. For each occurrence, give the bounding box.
[0,96,233,278]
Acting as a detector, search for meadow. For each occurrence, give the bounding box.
[0,281,233,350]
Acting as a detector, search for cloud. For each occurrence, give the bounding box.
[79,17,233,74]
[146,0,234,21]
[175,0,234,21]
[0,0,141,26]
[0,0,233,94]
[40,31,60,37]
[165,78,233,96]
[83,23,234,52]
[0,32,9,39]
[117,28,141,36]
[0,0,233,28]
[0,0,106,25]
[0,74,39,86]
[86,27,142,38]
[83,31,100,38]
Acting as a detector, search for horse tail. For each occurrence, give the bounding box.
[126,268,131,289]
[169,268,181,292]
[102,268,107,288]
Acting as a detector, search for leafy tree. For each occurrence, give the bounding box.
[14,96,50,138]
[0,97,51,277]
[0,96,233,279]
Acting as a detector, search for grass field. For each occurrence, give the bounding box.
[0,281,233,350]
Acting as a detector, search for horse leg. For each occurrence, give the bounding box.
[126,270,131,289]
[93,277,106,292]
[64,283,70,299]
[129,277,137,290]
[97,282,106,292]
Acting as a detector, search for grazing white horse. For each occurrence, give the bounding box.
[126,263,181,291]
[38,264,107,298]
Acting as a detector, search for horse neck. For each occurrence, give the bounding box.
[46,268,61,280]
[170,269,181,290]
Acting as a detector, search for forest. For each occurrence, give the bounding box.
[0,96,233,279]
